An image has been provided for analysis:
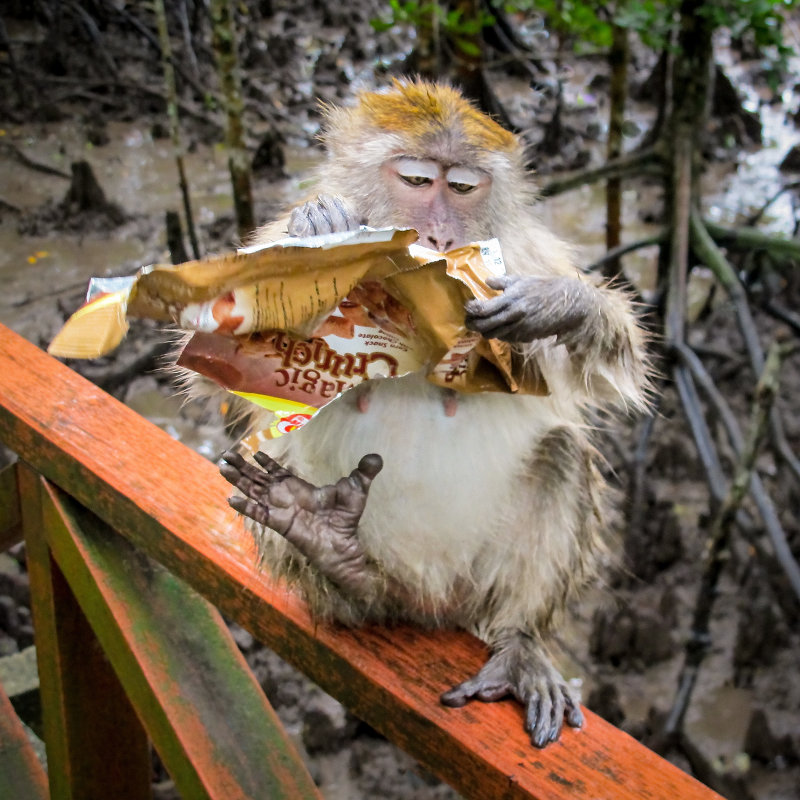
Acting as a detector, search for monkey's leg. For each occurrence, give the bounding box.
[440,631,583,747]
[220,450,384,599]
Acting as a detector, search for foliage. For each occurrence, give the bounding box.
[699,0,798,68]
[524,0,798,68]
[372,0,797,68]
[371,0,495,57]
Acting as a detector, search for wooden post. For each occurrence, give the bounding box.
[20,463,152,800]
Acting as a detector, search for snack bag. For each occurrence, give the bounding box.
[49,229,546,438]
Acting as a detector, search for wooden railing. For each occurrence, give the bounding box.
[0,321,725,800]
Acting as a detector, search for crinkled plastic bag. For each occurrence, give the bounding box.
[49,228,547,437]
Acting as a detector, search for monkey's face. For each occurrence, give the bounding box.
[381,157,491,252]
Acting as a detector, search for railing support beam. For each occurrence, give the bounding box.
[20,463,152,800]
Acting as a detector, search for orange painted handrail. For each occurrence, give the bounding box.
[0,322,725,800]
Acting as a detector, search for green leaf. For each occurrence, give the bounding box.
[454,37,483,57]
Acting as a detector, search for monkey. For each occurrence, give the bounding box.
[213,79,650,748]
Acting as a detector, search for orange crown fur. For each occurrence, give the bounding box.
[349,79,517,153]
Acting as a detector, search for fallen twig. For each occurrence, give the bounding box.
[0,143,71,179]
[746,180,800,226]
[705,219,800,263]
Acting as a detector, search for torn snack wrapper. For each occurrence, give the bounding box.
[49,228,548,439]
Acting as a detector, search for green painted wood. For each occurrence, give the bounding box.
[0,461,22,550]
[35,473,321,800]
[20,465,151,800]
[0,680,49,800]
[0,322,725,800]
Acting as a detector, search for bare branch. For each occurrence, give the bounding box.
[539,148,663,198]
[674,342,800,604]
[690,210,800,485]
[586,232,667,274]
[661,341,783,745]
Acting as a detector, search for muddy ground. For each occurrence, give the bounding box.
[1,3,799,799]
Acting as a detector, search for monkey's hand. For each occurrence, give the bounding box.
[220,450,383,597]
[464,275,591,344]
[287,194,362,238]
[440,632,583,748]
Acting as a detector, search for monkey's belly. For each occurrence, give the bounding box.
[264,372,567,599]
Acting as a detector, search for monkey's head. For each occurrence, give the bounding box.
[320,79,534,252]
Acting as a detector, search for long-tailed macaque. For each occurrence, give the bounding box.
[217,79,649,747]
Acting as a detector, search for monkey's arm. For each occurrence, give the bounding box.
[465,274,648,408]
[221,450,385,600]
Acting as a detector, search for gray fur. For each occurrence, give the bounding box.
[206,81,650,746]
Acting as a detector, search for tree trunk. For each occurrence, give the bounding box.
[210,0,255,241]
[603,25,628,278]
[604,23,628,279]
[60,161,125,225]
[661,0,715,343]
[153,0,201,260]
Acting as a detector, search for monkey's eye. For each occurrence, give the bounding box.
[400,174,433,187]
[448,181,476,194]
[445,166,484,195]
[393,158,439,188]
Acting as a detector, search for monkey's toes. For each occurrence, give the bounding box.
[524,683,584,748]
[440,676,512,707]
[355,453,383,480]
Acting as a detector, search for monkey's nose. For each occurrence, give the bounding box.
[427,236,454,252]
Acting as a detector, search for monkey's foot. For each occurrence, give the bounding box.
[220,450,383,597]
[440,632,583,747]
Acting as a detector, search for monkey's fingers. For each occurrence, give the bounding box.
[317,194,361,232]
[465,302,527,340]
[464,291,514,321]
[253,451,295,480]
[332,454,384,516]
[228,494,271,528]
[485,274,517,292]
[288,195,360,237]
[220,451,272,490]
[352,453,384,484]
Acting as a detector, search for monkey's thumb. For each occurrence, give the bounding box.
[355,453,383,483]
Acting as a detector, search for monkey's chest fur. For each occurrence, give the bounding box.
[255,372,603,637]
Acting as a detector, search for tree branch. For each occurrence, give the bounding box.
[673,342,800,604]
[705,220,800,263]
[586,232,667,274]
[690,210,800,485]
[660,341,783,746]
[538,148,663,198]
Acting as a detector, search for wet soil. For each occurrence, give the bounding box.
[1,4,799,799]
